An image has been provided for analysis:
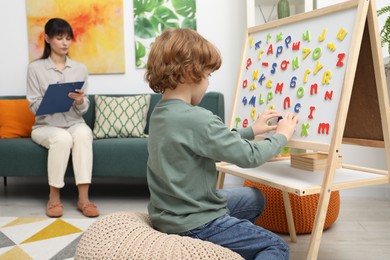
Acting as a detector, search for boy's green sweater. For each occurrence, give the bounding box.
[147,99,287,234]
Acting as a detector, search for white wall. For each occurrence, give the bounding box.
[0,0,246,126]
[0,0,388,183]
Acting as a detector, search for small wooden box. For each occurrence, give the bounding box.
[290,153,342,171]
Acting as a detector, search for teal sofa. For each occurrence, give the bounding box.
[0,92,225,185]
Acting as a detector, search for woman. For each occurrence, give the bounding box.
[26,18,99,218]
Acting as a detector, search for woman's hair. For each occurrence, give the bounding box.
[41,18,74,59]
[145,28,222,93]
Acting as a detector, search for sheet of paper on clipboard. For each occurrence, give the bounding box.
[36,81,85,116]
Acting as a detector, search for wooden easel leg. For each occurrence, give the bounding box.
[306,189,332,260]
[216,171,226,189]
[282,191,297,242]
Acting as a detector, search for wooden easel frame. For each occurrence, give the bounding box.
[217,0,390,259]
[307,0,390,258]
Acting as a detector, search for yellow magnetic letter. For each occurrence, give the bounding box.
[322,71,332,85]
[337,28,347,41]
[313,61,323,75]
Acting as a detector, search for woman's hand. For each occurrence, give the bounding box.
[251,110,282,136]
[68,89,84,105]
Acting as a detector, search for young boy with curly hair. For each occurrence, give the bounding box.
[145,28,298,260]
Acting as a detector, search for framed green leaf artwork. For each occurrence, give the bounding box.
[133,0,197,69]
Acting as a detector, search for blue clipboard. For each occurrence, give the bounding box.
[36,81,85,116]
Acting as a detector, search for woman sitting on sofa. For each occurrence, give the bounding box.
[26,18,99,218]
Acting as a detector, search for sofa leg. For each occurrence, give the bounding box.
[3,177,6,186]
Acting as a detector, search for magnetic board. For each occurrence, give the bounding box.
[231,2,361,150]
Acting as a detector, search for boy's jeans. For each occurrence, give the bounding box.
[179,187,290,260]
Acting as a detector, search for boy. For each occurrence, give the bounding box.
[145,28,298,259]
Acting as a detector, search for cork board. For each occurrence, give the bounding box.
[344,22,384,144]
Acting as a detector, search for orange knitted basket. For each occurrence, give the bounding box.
[244,179,340,234]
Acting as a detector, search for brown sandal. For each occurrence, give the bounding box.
[77,202,99,217]
[46,201,63,218]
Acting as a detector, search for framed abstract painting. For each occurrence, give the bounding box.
[26,0,125,74]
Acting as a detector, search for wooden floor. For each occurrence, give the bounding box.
[280,184,390,260]
[1,177,389,259]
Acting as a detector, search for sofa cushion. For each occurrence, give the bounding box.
[92,138,148,177]
[0,99,35,138]
[93,95,151,139]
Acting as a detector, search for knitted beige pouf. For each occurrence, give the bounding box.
[75,212,243,260]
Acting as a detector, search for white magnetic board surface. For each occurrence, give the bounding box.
[232,4,359,148]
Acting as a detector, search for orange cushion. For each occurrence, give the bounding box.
[0,99,35,138]
[244,180,340,234]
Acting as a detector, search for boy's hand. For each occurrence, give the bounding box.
[276,112,299,140]
[251,110,282,135]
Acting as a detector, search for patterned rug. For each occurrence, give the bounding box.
[0,217,96,260]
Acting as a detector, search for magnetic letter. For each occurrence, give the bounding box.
[292,41,300,50]
[258,93,264,105]
[255,40,262,50]
[285,36,292,48]
[242,96,248,105]
[308,106,315,119]
[297,87,304,98]
[276,46,283,58]
[290,76,297,88]
[327,42,336,52]
[301,123,310,136]
[266,92,273,104]
[266,33,272,44]
[283,96,291,109]
[302,48,311,60]
[252,69,259,80]
[249,96,256,107]
[310,83,318,95]
[275,82,284,94]
[318,29,326,42]
[250,108,257,121]
[235,117,241,128]
[270,63,277,74]
[312,47,322,60]
[292,57,300,70]
[258,49,264,60]
[243,119,249,128]
[336,53,345,67]
[266,79,273,88]
[337,28,347,41]
[258,74,266,85]
[294,103,301,113]
[324,90,334,100]
[276,33,283,42]
[313,61,323,75]
[302,30,311,42]
[280,60,289,70]
[267,44,274,55]
[322,71,332,85]
[246,58,252,70]
[249,83,256,91]
[318,123,330,135]
[243,80,248,88]
[249,37,254,48]
[303,69,311,83]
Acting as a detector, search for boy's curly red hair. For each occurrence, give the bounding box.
[145,28,222,93]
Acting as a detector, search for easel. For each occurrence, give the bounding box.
[216,0,390,259]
